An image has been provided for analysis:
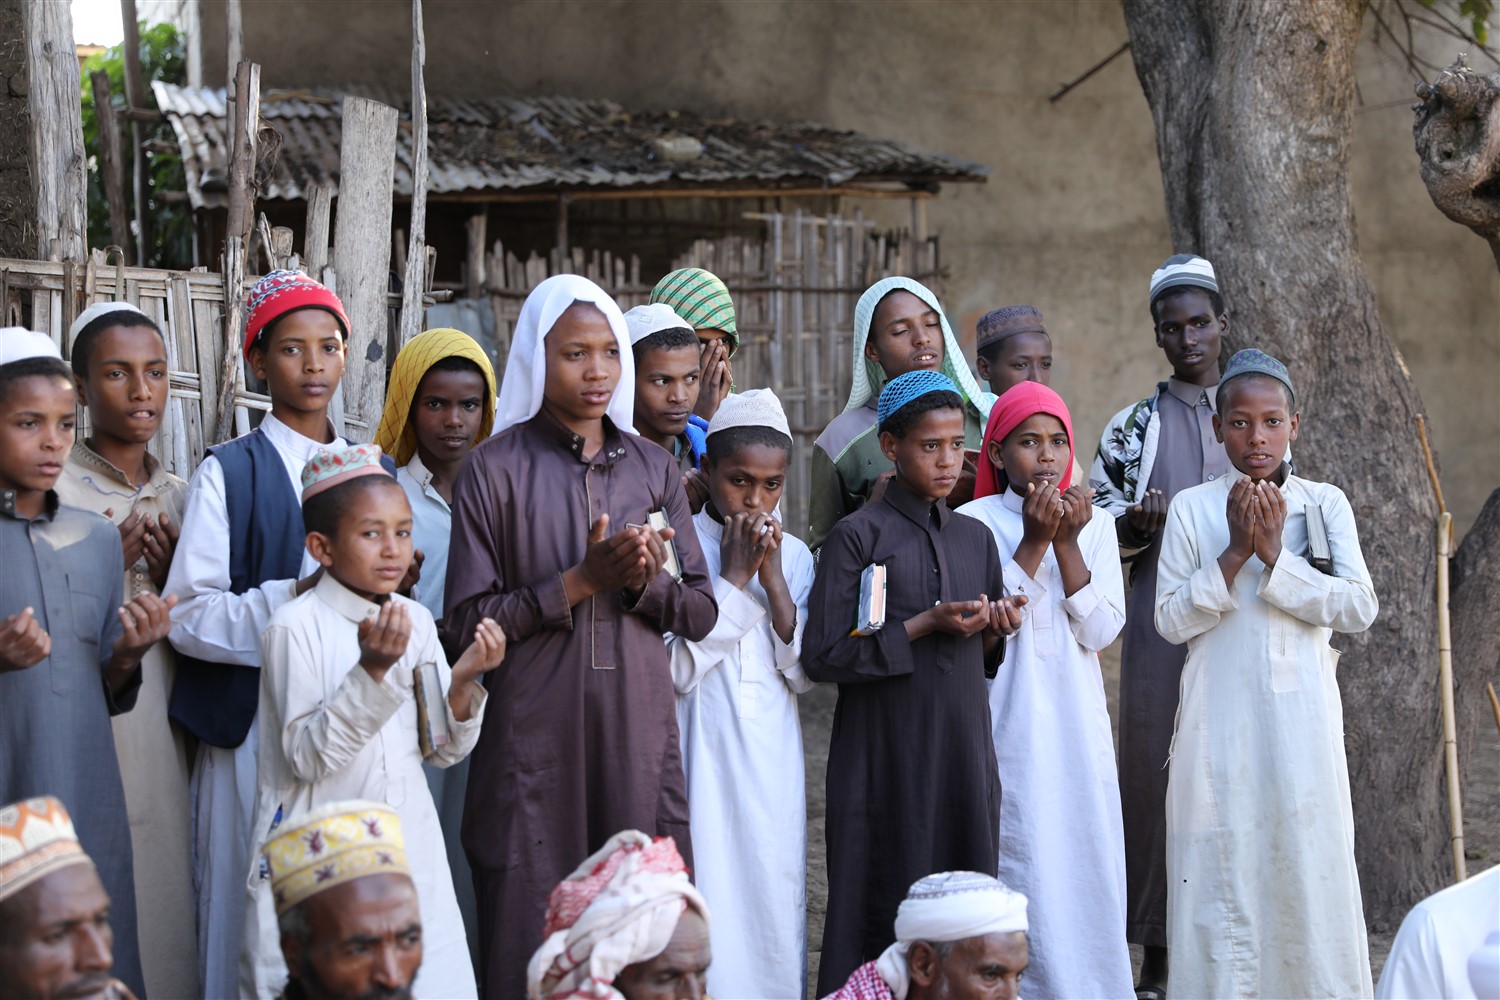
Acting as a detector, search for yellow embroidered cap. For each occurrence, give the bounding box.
[263,800,411,915]
[0,796,94,903]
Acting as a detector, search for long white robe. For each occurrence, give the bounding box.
[958,491,1133,1000]
[164,413,340,1000]
[670,509,815,1000]
[242,574,484,998]
[1156,472,1379,1000]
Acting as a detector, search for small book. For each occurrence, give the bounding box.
[1305,504,1335,575]
[412,661,450,757]
[648,509,683,581]
[852,562,888,636]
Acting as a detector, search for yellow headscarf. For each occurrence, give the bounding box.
[374,328,497,467]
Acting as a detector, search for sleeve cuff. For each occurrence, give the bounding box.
[875,621,916,677]
[261,577,300,614]
[713,581,767,636]
[1003,560,1048,603]
[1257,550,1319,606]
[536,572,575,631]
[104,664,143,715]
[337,662,407,730]
[1189,562,1239,613]
[1062,579,1102,622]
[447,680,488,732]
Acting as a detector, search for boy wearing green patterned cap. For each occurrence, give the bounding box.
[651,268,738,422]
[806,277,994,551]
[1156,349,1377,999]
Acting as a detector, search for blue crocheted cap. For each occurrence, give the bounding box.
[878,370,960,427]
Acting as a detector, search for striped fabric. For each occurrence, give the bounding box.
[1148,254,1218,305]
[650,268,738,352]
[374,328,497,466]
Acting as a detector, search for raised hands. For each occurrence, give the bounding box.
[1021,482,1066,544]
[449,617,507,721]
[984,593,1029,639]
[720,511,775,589]
[1125,488,1168,540]
[1225,478,1257,559]
[399,549,425,597]
[0,607,51,672]
[1054,485,1095,547]
[571,515,678,603]
[681,468,710,515]
[112,592,178,664]
[1251,480,1286,567]
[357,601,412,683]
[104,508,181,589]
[693,340,733,422]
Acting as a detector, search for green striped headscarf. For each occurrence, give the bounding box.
[650,268,738,354]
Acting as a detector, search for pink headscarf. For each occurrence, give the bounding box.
[973,382,1075,499]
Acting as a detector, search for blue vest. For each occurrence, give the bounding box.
[168,429,399,748]
[686,415,709,467]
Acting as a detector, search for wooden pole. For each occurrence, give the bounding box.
[397,0,430,347]
[332,96,399,442]
[304,183,333,276]
[119,0,149,265]
[1487,682,1500,738]
[465,210,487,299]
[25,0,88,261]
[90,70,132,262]
[225,0,243,92]
[1417,415,1466,883]
[212,60,259,445]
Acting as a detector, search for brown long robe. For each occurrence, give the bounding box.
[805,481,1004,996]
[443,413,717,999]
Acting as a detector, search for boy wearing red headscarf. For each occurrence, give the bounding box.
[958,382,1133,1000]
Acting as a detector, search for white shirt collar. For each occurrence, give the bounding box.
[694,507,724,542]
[1000,486,1027,513]
[313,571,384,623]
[261,412,341,466]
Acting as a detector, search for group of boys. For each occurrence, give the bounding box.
[0,248,1380,1000]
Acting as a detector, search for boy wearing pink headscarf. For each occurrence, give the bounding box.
[958,382,1133,1000]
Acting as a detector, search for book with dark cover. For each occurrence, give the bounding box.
[1305,504,1335,575]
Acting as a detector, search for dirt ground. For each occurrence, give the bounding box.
[798,635,1500,997]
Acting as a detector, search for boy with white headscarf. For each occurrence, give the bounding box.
[443,275,718,998]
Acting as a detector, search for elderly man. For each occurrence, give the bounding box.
[527,831,711,1000]
[823,872,1029,1000]
[260,801,424,1000]
[0,796,137,1000]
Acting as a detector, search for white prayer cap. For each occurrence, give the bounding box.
[706,387,790,440]
[623,303,692,347]
[874,871,1028,1000]
[1148,253,1218,305]
[67,301,152,350]
[0,327,62,366]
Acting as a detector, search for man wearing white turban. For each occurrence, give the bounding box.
[444,275,718,998]
[527,831,711,1000]
[822,872,1029,1000]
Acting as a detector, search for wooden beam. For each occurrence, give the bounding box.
[332,95,399,442]
[304,183,333,275]
[225,0,243,92]
[25,0,87,261]
[396,0,429,347]
[119,0,149,264]
[212,59,259,444]
[90,70,131,261]
[420,184,949,205]
[464,210,486,300]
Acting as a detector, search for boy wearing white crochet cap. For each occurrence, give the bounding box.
[667,388,814,1000]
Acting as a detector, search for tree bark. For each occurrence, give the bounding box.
[0,0,31,260]
[1451,489,1500,814]
[1413,57,1500,271]
[1123,0,1467,931]
[25,0,87,260]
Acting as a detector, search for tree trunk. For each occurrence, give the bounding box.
[1413,58,1500,271]
[1452,489,1500,809]
[0,0,31,260]
[1122,0,1465,931]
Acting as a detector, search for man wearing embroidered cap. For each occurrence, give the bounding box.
[1088,253,1232,997]
[808,277,994,551]
[241,443,504,998]
[264,801,423,1000]
[162,268,353,998]
[0,796,139,999]
[1156,349,1378,998]
[650,267,737,421]
[0,329,179,999]
[823,872,1029,1000]
[807,371,1021,995]
[527,831,711,1000]
[55,301,197,999]
[666,388,815,999]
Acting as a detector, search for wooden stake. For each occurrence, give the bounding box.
[465,211,487,299]
[119,0,149,264]
[25,0,88,262]
[332,96,399,441]
[212,60,259,445]
[1487,683,1500,738]
[90,70,132,262]
[304,184,333,276]
[225,0,243,92]
[397,0,430,347]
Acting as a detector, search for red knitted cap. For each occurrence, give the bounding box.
[244,270,351,358]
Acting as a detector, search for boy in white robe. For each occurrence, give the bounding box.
[667,389,815,1000]
[240,443,506,998]
[1156,349,1378,999]
[957,381,1133,1000]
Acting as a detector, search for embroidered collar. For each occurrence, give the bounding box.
[70,440,173,499]
[529,410,630,465]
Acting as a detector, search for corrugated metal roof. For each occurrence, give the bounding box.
[153,82,989,208]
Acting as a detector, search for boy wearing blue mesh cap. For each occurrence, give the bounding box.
[1155,349,1378,999]
[805,370,1025,995]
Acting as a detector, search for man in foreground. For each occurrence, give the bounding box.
[822,871,1030,1000]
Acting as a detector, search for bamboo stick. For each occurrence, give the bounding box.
[1487,683,1500,738]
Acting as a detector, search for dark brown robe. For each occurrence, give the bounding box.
[443,413,717,999]
[805,481,1004,996]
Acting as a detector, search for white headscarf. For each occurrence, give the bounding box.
[492,274,635,436]
[845,276,993,419]
[526,831,709,1000]
[874,871,1029,1000]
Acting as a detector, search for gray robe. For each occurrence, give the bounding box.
[0,491,142,996]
